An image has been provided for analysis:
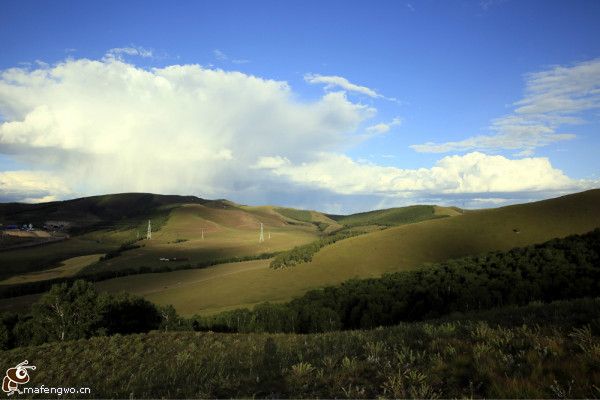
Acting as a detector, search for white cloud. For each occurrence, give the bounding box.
[305,74,383,98]
[0,171,70,203]
[366,117,401,135]
[214,49,249,64]
[411,58,600,154]
[0,56,595,208]
[105,46,153,60]
[213,49,228,61]
[258,151,593,196]
[0,57,373,201]
[253,156,291,169]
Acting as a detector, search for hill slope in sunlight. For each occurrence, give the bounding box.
[99,190,600,316]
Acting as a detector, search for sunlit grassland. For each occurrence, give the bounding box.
[82,204,319,274]
[94,190,600,316]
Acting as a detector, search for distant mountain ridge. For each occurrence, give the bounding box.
[0,193,233,231]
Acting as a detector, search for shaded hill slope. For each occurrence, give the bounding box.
[0,192,217,232]
[327,204,461,227]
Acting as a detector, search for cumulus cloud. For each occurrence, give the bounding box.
[257,151,592,196]
[0,57,373,202]
[304,73,385,98]
[411,58,600,154]
[366,117,401,135]
[0,56,595,209]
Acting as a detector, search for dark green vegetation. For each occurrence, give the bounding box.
[275,207,313,223]
[1,298,599,398]
[0,192,209,233]
[0,280,183,350]
[270,229,368,269]
[199,229,600,333]
[328,205,452,227]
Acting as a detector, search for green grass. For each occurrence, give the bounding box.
[275,207,313,223]
[0,200,320,283]
[2,190,600,318]
[329,204,454,227]
[0,254,103,285]
[119,190,600,315]
[0,238,117,280]
[1,298,599,398]
[81,204,318,275]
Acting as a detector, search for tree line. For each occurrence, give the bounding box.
[270,229,367,268]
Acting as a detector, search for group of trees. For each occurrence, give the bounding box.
[270,229,366,268]
[0,280,186,350]
[200,229,600,333]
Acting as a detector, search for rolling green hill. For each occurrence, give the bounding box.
[2,190,600,317]
[97,189,600,315]
[328,204,461,227]
[0,192,210,231]
[0,195,323,283]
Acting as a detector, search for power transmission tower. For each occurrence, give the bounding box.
[259,222,264,243]
[147,220,152,240]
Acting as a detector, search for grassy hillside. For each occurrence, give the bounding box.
[2,190,600,317]
[90,190,600,316]
[1,298,599,398]
[328,204,459,227]
[310,189,600,278]
[80,203,318,275]
[0,196,321,282]
[0,254,103,285]
[0,192,205,231]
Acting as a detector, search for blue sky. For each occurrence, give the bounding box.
[0,0,599,212]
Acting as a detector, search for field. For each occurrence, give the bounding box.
[0,254,104,285]
[0,237,116,280]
